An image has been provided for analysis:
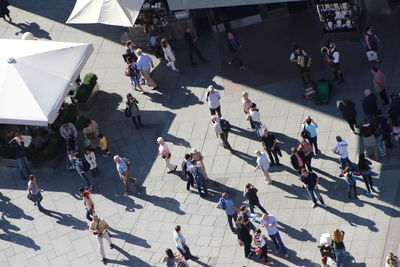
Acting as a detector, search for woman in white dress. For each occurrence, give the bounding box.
[161,39,178,72]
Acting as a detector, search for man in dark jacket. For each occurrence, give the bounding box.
[337,99,357,133]
[227,32,244,69]
[362,89,378,123]
[243,183,268,214]
[183,27,206,65]
[9,134,30,179]
[290,147,305,175]
[236,215,253,258]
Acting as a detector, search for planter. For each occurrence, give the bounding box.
[77,82,99,111]
[0,148,64,170]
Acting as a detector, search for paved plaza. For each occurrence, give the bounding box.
[1,2,400,267]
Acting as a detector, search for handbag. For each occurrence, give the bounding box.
[27,192,37,202]
[245,114,251,121]
[366,50,378,61]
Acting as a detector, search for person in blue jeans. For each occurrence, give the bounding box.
[303,116,320,154]
[333,136,353,177]
[300,169,328,209]
[27,174,44,211]
[9,134,30,179]
[216,192,240,233]
[189,160,208,198]
[260,214,289,258]
[332,229,348,267]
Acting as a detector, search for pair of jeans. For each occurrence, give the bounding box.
[309,136,319,154]
[210,106,222,117]
[188,45,205,64]
[347,184,358,198]
[194,177,208,197]
[339,157,352,171]
[345,118,357,132]
[253,121,261,139]
[177,244,193,260]
[131,115,143,128]
[220,132,233,151]
[230,50,243,67]
[376,135,386,155]
[266,149,279,164]
[16,156,30,178]
[379,89,389,104]
[334,248,348,267]
[243,240,252,257]
[33,192,44,210]
[227,213,237,232]
[260,243,269,261]
[249,201,267,214]
[306,187,325,205]
[86,209,94,221]
[79,173,92,188]
[361,174,373,193]
[185,173,195,190]
[269,231,287,254]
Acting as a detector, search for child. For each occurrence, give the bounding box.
[98,134,111,157]
[345,171,359,200]
[84,148,99,177]
[181,154,195,192]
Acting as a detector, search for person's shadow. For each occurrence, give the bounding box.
[9,21,51,39]
[278,221,317,242]
[41,209,88,230]
[108,227,150,248]
[106,245,153,266]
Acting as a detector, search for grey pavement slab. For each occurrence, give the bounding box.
[1,2,400,267]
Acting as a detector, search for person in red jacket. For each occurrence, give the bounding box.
[78,187,95,221]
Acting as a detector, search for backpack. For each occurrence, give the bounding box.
[219,198,226,210]
[220,119,232,132]
[82,159,91,172]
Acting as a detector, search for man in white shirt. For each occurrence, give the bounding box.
[327,43,344,84]
[333,136,353,176]
[173,225,198,261]
[211,115,234,154]
[136,49,158,88]
[249,103,261,139]
[206,85,221,117]
[254,150,272,184]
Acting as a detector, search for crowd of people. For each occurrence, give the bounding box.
[12,21,400,267]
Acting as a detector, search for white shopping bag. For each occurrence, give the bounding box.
[366,50,378,61]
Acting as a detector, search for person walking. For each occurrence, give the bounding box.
[189,160,208,198]
[182,154,195,192]
[216,192,240,233]
[161,248,180,266]
[260,213,288,258]
[227,32,245,69]
[360,119,379,159]
[206,85,221,117]
[333,136,353,176]
[113,155,136,195]
[183,27,207,65]
[364,25,381,63]
[260,129,281,166]
[290,147,306,175]
[254,150,272,184]
[249,103,262,139]
[78,187,95,221]
[300,169,328,208]
[362,89,378,123]
[157,137,177,173]
[27,174,44,211]
[9,133,30,179]
[126,93,144,129]
[123,40,137,62]
[357,154,375,196]
[190,148,208,180]
[289,43,313,87]
[337,99,358,133]
[89,215,115,264]
[0,0,12,22]
[243,183,268,214]
[297,139,313,171]
[371,67,389,105]
[325,42,344,84]
[253,229,273,265]
[173,225,198,261]
[344,170,359,200]
[125,56,144,94]
[236,215,254,259]
[161,39,178,72]
[60,122,78,150]
[70,153,93,188]
[136,48,158,89]
[331,229,348,267]
[302,116,320,154]
[211,115,234,154]
[84,148,99,177]
[242,91,254,129]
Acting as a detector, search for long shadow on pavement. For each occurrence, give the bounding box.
[107,245,152,267]
[278,221,317,242]
[41,209,88,230]
[108,227,151,249]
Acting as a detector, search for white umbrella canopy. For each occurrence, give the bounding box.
[0,39,93,126]
[67,0,144,27]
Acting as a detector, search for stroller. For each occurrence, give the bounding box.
[318,233,337,266]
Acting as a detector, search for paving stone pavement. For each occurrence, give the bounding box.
[1,2,400,267]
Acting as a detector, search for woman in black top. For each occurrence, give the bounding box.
[337,99,357,133]
[357,154,375,195]
[332,229,347,267]
[123,40,137,62]
[126,93,143,129]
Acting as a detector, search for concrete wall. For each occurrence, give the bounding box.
[167,0,302,11]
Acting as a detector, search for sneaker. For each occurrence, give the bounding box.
[312,203,317,208]
[110,244,115,249]
[366,192,373,197]
[187,190,191,193]
[101,258,107,264]
[371,188,377,193]
[322,204,328,208]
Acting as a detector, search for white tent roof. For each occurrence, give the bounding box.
[67,0,144,27]
[0,39,93,126]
